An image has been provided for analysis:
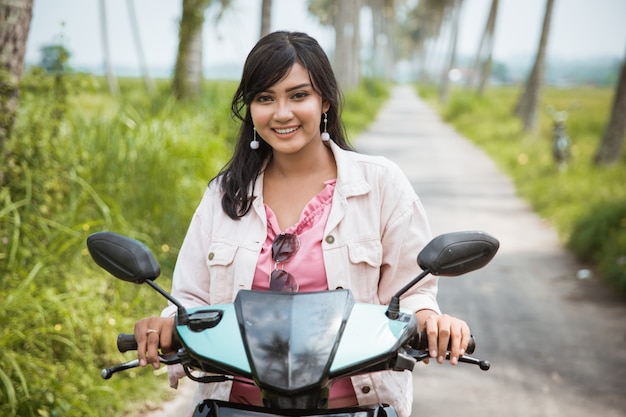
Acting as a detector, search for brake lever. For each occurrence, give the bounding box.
[452,353,491,370]
[405,348,490,371]
[101,353,182,379]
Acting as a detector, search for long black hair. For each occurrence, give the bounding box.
[215,31,353,220]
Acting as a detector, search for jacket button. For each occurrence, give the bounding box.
[325,235,335,244]
[208,252,214,260]
[361,386,371,394]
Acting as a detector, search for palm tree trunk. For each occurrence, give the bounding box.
[594,53,626,165]
[173,0,211,100]
[349,0,361,88]
[514,0,555,133]
[334,0,361,90]
[127,0,154,95]
[369,0,382,78]
[439,0,462,104]
[260,0,272,38]
[99,0,119,95]
[0,0,33,183]
[468,0,498,95]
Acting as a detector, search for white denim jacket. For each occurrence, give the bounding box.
[163,141,440,417]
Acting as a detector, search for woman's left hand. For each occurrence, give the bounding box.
[417,310,471,365]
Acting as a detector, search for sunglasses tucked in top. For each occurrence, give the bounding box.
[270,233,300,292]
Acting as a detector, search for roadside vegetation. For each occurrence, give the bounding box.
[418,84,626,295]
[0,71,388,417]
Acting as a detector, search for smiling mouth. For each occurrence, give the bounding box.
[273,127,299,134]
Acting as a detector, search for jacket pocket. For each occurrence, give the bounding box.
[347,239,382,267]
[206,243,238,267]
[346,240,382,302]
[206,242,238,304]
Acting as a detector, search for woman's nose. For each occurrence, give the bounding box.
[274,100,293,121]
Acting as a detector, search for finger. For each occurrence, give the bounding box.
[146,327,161,369]
[134,320,149,367]
[460,324,472,356]
[448,321,464,365]
[159,317,176,354]
[424,315,439,361]
[437,317,451,364]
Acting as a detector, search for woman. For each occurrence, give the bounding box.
[134,31,471,417]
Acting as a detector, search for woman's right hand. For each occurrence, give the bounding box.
[134,316,176,369]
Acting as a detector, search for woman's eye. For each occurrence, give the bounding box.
[293,91,309,100]
[256,95,272,102]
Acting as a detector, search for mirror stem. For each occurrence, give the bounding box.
[145,279,189,325]
[385,269,430,320]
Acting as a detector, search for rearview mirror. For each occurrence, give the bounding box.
[86,232,161,284]
[417,231,499,276]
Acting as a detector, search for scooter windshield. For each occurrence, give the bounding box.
[234,290,354,393]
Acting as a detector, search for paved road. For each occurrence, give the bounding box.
[356,85,626,417]
[138,85,626,417]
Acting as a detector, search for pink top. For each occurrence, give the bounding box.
[252,179,335,292]
[230,179,357,408]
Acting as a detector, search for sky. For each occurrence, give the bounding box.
[24,0,626,77]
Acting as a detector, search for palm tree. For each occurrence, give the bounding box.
[260,0,272,38]
[438,0,463,104]
[514,0,555,133]
[402,0,450,83]
[364,0,396,80]
[308,0,362,90]
[468,0,499,95]
[173,0,211,100]
[173,0,232,100]
[0,0,34,183]
[593,46,626,165]
[99,0,119,95]
[127,0,154,95]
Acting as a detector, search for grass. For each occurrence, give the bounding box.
[0,71,389,417]
[418,83,626,293]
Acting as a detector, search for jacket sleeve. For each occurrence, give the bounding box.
[161,185,216,317]
[376,162,441,314]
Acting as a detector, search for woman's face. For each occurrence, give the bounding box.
[250,62,329,156]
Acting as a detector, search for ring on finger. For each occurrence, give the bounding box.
[146,329,159,335]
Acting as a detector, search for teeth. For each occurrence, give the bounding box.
[275,127,298,134]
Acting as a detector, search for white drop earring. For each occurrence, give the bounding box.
[250,127,260,150]
[321,112,331,142]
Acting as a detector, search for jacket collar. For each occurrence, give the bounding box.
[248,141,370,233]
[329,140,371,199]
[251,141,371,199]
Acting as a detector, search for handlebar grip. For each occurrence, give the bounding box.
[467,336,475,354]
[411,331,476,355]
[117,333,138,353]
[116,332,182,353]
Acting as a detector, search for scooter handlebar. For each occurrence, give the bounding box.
[119,329,476,356]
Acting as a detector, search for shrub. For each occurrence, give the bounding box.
[343,79,390,140]
[0,72,234,416]
[568,200,626,291]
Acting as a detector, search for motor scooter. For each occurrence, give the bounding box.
[87,230,498,417]
[547,105,571,170]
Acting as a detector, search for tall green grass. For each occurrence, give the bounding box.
[418,84,626,293]
[0,71,388,417]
